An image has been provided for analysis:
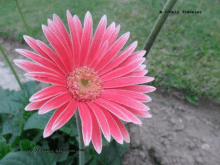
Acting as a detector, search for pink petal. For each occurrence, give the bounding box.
[23,35,52,60]
[25,98,52,111]
[38,92,72,114]
[29,85,68,102]
[42,25,71,72]
[103,89,152,102]
[102,22,115,44]
[103,76,154,88]
[43,102,69,138]
[110,113,130,143]
[124,50,146,64]
[98,96,142,125]
[100,58,145,82]
[117,55,146,69]
[89,109,102,154]
[124,70,148,77]
[78,102,92,146]
[135,64,146,71]
[94,98,131,122]
[79,11,93,66]
[95,32,130,72]
[107,24,120,49]
[67,12,81,68]
[98,41,138,76]
[47,19,73,70]
[113,85,156,93]
[86,102,110,142]
[101,108,123,144]
[15,49,64,77]
[52,99,78,130]
[127,108,152,118]
[85,15,107,66]
[14,59,63,76]
[53,13,72,55]
[25,72,66,86]
[100,91,150,111]
[120,104,151,117]
[90,41,108,69]
[36,40,68,75]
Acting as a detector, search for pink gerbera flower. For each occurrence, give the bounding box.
[14,11,155,154]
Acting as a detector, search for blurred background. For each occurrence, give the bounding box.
[0,0,220,165]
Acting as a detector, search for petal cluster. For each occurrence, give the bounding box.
[14,11,155,154]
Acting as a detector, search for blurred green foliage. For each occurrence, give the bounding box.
[0,0,219,104]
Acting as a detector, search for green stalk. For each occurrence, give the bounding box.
[143,0,177,58]
[15,0,31,36]
[75,109,85,165]
[0,45,23,90]
[0,44,24,136]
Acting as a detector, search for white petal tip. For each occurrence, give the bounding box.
[102,15,107,21]
[86,11,91,15]
[38,110,45,115]
[84,141,90,147]
[125,140,130,143]
[24,106,29,111]
[96,148,102,154]
[13,59,19,64]
[23,35,29,40]
[51,125,58,131]
[133,41,138,45]
[43,130,53,138]
[47,19,52,24]
[53,13,58,19]
[146,113,152,118]
[106,136,111,142]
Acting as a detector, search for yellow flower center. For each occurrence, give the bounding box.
[66,66,103,102]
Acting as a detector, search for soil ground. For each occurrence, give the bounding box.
[1,36,220,165]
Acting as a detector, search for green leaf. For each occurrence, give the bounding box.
[60,125,71,134]
[55,136,69,162]
[0,147,57,165]
[0,141,11,159]
[111,156,121,165]
[24,110,54,130]
[2,117,20,136]
[20,139,36,150]
[0,81,38,115]
[59,117,78,136]
[68,137,76,145]
[89,156,97,165]
[11,136,20,147]
[85,151,93,163]
[95,140,129,165]
[115,142,129,156]
[0,136,6,142]
[0,88,23,115]
[56,142,69,162]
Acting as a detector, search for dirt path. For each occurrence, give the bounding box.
[1,36,220,165]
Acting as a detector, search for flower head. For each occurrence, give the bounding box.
[14,11,155,154]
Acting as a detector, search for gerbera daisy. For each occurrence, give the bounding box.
[14,11,155,154]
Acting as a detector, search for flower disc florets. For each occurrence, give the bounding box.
[66,66,103,102]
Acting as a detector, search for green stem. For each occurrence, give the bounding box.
[0,45,23,90]
[75,109,85,165]
[0,44,24,136]
[143,0,177,58]
[15,0,31,36]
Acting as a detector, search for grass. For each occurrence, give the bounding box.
[0,0,219,104]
